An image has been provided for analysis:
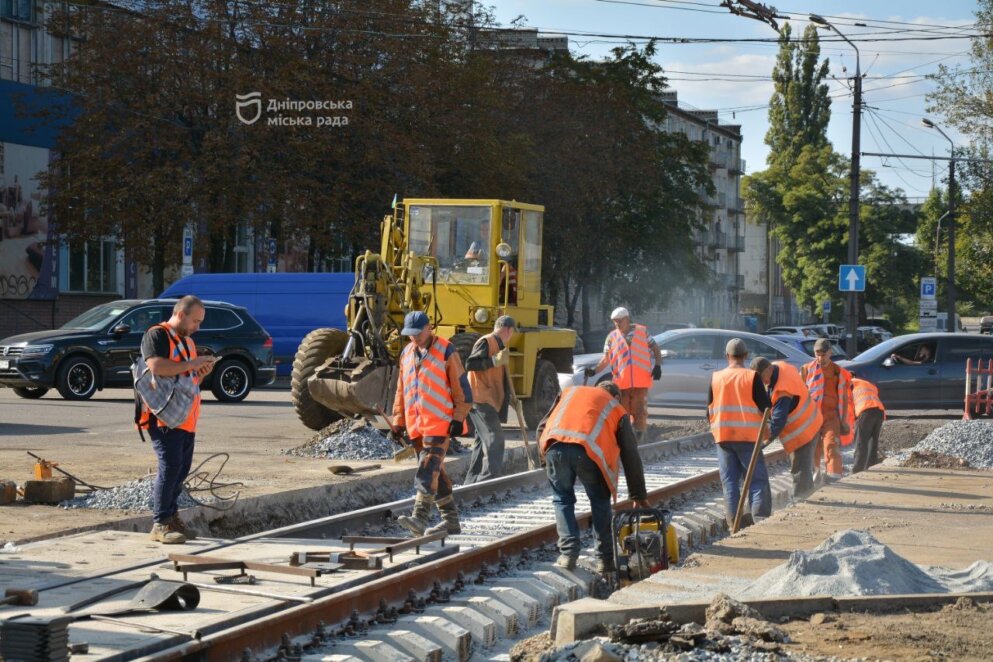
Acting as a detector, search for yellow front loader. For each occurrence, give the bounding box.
[291,199,576,431]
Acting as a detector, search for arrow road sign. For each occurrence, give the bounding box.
[838,265,866,292]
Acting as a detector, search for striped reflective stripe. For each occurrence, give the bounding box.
[546,396,621,487]
[780,395,817,444]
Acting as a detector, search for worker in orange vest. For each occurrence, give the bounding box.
[851,378,886,473]
[539,382,649,573]
[708,339,773,527]
[751,357,823,498]
[393,311,472,537]
[462,315,516,483]
[802,338,853,482]
[586,307,663,442]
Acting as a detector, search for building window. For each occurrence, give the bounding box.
[0,0,34,23]
[63,239,120,294]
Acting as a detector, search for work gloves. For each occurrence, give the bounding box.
[652,365,662,380]
[448,419,463,437]
[492,349,510,367]
[389,427,407,445]
[583,367,597,378]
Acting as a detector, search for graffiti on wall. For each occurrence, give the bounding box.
[0,142,57,300]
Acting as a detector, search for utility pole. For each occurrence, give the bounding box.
[922,118,958,332]
[811,14,862,356]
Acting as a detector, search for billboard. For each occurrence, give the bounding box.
[0,141,57,300]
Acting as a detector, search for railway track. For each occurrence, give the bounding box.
[0,433,791,661]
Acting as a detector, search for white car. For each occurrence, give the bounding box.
[762,326,820,338]
[558,328,813,409]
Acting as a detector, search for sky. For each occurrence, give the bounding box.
[486,0,980,201]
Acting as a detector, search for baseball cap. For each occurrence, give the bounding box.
[813,338,832,353]
[725,338,748,358]
[610,307,630,321]
[401,311,430,336]
[494,315,516,330]
[750,357,772,374]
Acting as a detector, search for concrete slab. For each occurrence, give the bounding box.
[489,586,540,627]
[396,614,471,662]
[451,595,518,637]
[550,597,660,646]
[380,629,443,662]
[438,605,497,648]
[332,639,414,662]
[534,570,581,601]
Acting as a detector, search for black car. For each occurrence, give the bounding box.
[0,299,276,402]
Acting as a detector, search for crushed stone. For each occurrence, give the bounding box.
[282,418,397,460]
[59,475,199,511]
[901,450,971,469]
[741,530,993,598]
[902,420,993,469]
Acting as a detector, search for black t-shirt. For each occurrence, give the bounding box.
[141,326,190,363]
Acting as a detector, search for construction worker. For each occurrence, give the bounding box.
[802,337,853,482]
[851,377,886,473]
[393,311,472,537]
[462,315,516,484]
[586,307,663,441]
[707,339,773,528]
[539,382,649,572]
[139,296,216,544]
[750,357,823,499]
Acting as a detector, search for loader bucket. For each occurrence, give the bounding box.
[308,358,398,419]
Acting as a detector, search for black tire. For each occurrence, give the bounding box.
[13,386,48,399]
[55,356,99,400]
[210,358,253,403]
[449,331,481,368]
[292,328,348,431]
[521,358,560,430]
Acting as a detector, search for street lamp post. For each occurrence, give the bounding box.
[922,118,957,333]
[811,14,862,356]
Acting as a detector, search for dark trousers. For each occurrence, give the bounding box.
[716,441,772,521]
[149,426,195,524]
[545,443,614,562]
[464,404,506,484]
[413,435,453,498]
[853,408,885,473]
[790,438,817,498]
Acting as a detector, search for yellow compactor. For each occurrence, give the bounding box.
[291,199,576,431]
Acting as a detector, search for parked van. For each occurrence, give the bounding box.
[160,273,354,376]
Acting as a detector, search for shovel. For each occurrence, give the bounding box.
[377,407,417,462]
[66,580,200,617]
[328,463,381,476]
[506,376,536,470]
[731,409,772,534]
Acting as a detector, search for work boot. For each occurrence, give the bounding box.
[168,515,197,541]
[397,492,434,536]
[150,522,186,544]
[554,555,577,570]
[594,558,617,574]
[425,495,461,535]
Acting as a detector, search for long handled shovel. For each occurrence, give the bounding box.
[731,408,772,534]
[506,376,537,470]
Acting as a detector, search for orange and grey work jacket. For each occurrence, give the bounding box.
[393,335,472,439]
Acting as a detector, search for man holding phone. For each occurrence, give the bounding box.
[138,296,215,544]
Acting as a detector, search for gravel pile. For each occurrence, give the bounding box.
[60,476,199,511]
[282,419,397,460]
[741,530,993,599]
[905,420,993,469]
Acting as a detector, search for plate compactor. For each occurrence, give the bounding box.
[610,507,679,588]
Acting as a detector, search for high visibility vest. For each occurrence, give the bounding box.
[803,360,855,445]
[539,386,626,497]
[400,336,456,438]
[138,323,200,433]
[708,366,765,443]
[606,324,653,389]
[468,334,505,411]
[852,378,885,418]
[770,361,821,454]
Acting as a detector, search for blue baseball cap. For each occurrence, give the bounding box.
[401,311,430,336]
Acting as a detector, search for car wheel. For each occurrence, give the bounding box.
[56,356,99,400]
[211,358,253,403]
[521,358,561,430]
[13,386,49,399]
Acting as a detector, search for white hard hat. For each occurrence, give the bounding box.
[610,307,630,321]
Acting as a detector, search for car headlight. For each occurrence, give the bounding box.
[20,344,54,356]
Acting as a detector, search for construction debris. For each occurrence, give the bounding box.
[741,530,993,598]
[282,419,397,461]
[59,476,198,511]
[903,420,993,469]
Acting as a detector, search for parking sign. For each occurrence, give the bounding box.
[921,277,936,300]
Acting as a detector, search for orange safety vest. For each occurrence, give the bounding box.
[539,386,626,497]
[138,323,200,433]
[468,334,505,411]
[606,324,653,390]
[770,361,821,454]
[803,360,855,446]
[852,378,885,418]
[708,366,765,443]
[400,335,456,438]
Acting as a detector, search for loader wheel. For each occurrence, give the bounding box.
[521,358,560,430]
[292,328,348,431]
[450,332,481,368]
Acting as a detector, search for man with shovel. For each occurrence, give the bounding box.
[463,315,516,483]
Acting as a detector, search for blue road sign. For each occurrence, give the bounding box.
[268,238,277,266]
[921,277,936,299]
[183,236,192,258]
[838,265,866,292]
[822,301,831,313]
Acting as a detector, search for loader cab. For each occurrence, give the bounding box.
[405,199,546,328]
